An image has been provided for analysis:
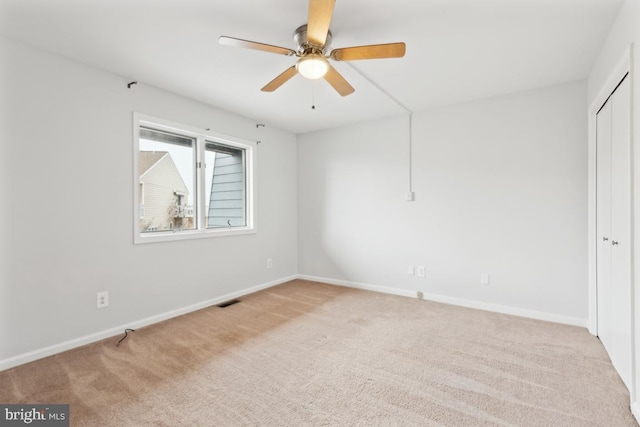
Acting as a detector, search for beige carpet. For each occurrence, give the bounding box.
[0,280,636,426]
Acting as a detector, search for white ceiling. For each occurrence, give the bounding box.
[0,0,624,134]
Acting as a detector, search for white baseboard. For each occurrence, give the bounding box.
[0,275,297,372]
[298,275,417,298]
[297,274,587,328]
[632,401,640,425]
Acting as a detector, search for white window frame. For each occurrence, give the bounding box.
[133,112,256,244]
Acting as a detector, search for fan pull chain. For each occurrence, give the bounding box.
[311,83,316,110]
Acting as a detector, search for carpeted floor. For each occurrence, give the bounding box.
[0,280,636,426]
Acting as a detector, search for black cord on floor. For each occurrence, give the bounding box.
[117,328,135,346]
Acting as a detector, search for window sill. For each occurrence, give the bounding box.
[134,227,256,245]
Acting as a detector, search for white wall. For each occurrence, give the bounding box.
[298,80,587,323]
[586,0,640,417]
[0,38,298,367]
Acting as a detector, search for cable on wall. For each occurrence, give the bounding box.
[344,63,414,201]
[408,112,413,196]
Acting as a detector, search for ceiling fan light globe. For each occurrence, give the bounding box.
[296,55,329,80]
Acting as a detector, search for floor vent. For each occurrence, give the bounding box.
[217,299,240,308]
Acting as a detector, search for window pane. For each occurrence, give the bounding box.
[139,128,196,233]
[205,141,245,228]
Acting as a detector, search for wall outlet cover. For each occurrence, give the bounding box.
[97,291,109,309]
[480,273,490,285]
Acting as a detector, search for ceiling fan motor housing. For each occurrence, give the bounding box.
[294,24,332,55]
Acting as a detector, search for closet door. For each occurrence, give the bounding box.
[596,75,631,389]
[609,76,632,389]
[596,99,613,360]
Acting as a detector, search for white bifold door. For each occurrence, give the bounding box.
[596,74,632,390]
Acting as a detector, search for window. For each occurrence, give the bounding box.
[134,113,255,243]
[205,141,246,228]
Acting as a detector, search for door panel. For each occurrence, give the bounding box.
[596,75,631,390]
[609,76,632,389]
[596,99,613,357]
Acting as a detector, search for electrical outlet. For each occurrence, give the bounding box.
[480,273,490,285]
[408,265,415,276]
[266,258,273,268]
[416,266,426,277]
[417,291,424,299]
[97,291,109,309]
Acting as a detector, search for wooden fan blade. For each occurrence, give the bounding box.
[261,66,298,92]
[307,0,335,46]
[219,36,296,57]
[324,64,355,96]
[330,42,406,61]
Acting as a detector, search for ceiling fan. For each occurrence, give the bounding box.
[218,0,406,96]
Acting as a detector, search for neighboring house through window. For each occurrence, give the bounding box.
[139,150,194,232]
